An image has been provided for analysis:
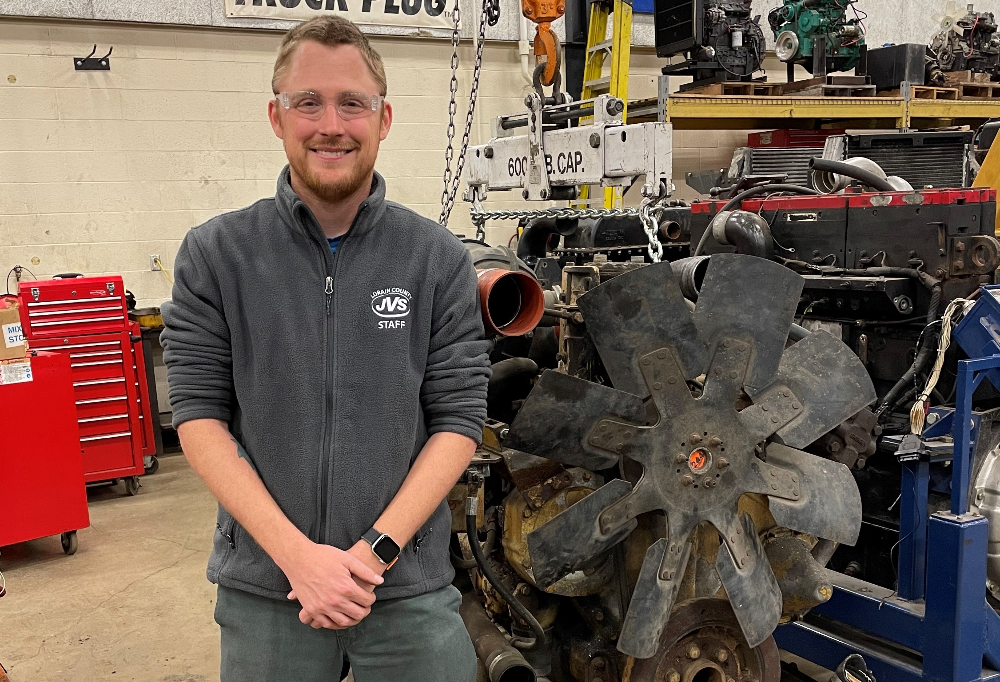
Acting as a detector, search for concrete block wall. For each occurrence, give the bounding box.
[0,17,745,307]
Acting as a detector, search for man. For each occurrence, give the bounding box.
[160,16,490,682]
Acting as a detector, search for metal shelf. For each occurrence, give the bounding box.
[627,94,1000,130]
[907,99,1000,127]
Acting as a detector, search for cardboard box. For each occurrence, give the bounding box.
[0,299,27,361]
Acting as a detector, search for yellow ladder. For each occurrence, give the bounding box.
[579,0,633,209]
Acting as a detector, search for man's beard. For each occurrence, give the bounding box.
[291,139,376,203]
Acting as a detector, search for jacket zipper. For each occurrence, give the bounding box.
[316,204,368,545]
[217,518,237,550]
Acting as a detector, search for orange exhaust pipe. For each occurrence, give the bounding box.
[476,269,545,337]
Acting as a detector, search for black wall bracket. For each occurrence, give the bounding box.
[74,45,112,71]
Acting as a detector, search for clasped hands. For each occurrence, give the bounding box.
[282,539,387,629]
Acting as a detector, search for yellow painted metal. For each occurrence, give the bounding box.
[580,1,610,102]
[973,138,1000,234]
[909,99,1000,124]
[579,0,632,208]
[656,94,1000,131]
[663,95,908,129]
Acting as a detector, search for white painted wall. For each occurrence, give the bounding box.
[0,0,957,47]
[0,18,710,307]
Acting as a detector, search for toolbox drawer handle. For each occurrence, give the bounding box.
[71,359,123,368]
[69,351,122,359]
[80,431,131,443]
[76,396,127,405]
[31,341,120,351]
[29,305,121,317]
[31,315,122,327]
[74,378,126,387]
[78,413,129,423]
[27,296,120,307]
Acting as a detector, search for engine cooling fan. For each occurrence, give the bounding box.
[505,255,875,659]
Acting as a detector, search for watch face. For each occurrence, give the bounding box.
[372,535,400,564]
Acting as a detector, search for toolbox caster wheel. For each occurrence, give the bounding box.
[61,531,78,555]
[123,476,140,496]
[144,456,159,475]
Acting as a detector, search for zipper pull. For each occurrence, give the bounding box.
[325,276,333,314]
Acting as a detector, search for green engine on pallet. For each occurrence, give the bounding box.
[768,0,866,75]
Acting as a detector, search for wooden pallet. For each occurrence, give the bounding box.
[914,85,960,100]
[956,82,1000,99]
[787,84,877,97]
[886,85,961,100]
[684,82,756,96]
[944,70,994,85]
[752,82,784,96]
[782,76,876,98]
[684,76,880,98]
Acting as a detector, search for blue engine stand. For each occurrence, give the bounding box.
[775,356,1000,682]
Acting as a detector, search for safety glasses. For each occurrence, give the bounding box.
[275,90,385,121]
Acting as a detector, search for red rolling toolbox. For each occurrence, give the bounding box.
[0,351,89,554]
[18,276,155,494]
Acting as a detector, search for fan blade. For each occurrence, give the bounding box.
[617,513,695,659]
[526,479,637,589]
[578,261,707,397]
[635,347,698,422]
[712,511,782,648]
[701,338,753,407]
[506,370,647,470]
[773,331,877,449]
[694,255,804,398]
[763,443,862,545]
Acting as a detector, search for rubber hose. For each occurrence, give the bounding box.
[809,159,896,193]
[683,296,810,342]
[452,528,496,570]
[877,331,938,417]
[516,219,560,261]
[788,323,810,341]
[812,538,838,566]
[693,184,821,256]
[719,211,774,259]
[927,285,942,326]
[839,267,939,292]
[894,387,919,414]
[837,267,941,324]
[466,512,546,651]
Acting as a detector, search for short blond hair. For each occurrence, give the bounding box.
[271,16,388,96]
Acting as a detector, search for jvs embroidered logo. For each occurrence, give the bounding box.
[372,288,412,329]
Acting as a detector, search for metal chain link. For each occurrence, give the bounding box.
[438,0,461,225]
[470,206,642,226]
[438,0,498,226]
[639,194,664,263]
[471,198,667,262]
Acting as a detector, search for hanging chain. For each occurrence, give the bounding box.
[439,0,499,226]
[438,0,461,225]
[470,206,641,226]
[639,194,664,263]
[470,186,487,242]
[470,200,667,260]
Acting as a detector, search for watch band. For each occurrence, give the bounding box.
[361,527,383,547]
[361,527,401,568]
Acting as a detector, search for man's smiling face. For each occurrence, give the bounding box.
[268,40,392,204]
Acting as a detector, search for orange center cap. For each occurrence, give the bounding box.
[688,447,710,472]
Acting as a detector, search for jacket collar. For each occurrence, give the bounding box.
[274,165,387,244]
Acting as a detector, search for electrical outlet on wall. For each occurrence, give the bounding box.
[150,254,161,271]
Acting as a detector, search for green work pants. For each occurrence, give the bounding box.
[215,583,478,682]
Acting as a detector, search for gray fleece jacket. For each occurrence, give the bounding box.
[160,167,491,601]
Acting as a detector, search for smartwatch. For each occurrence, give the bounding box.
[361,528,401,568]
